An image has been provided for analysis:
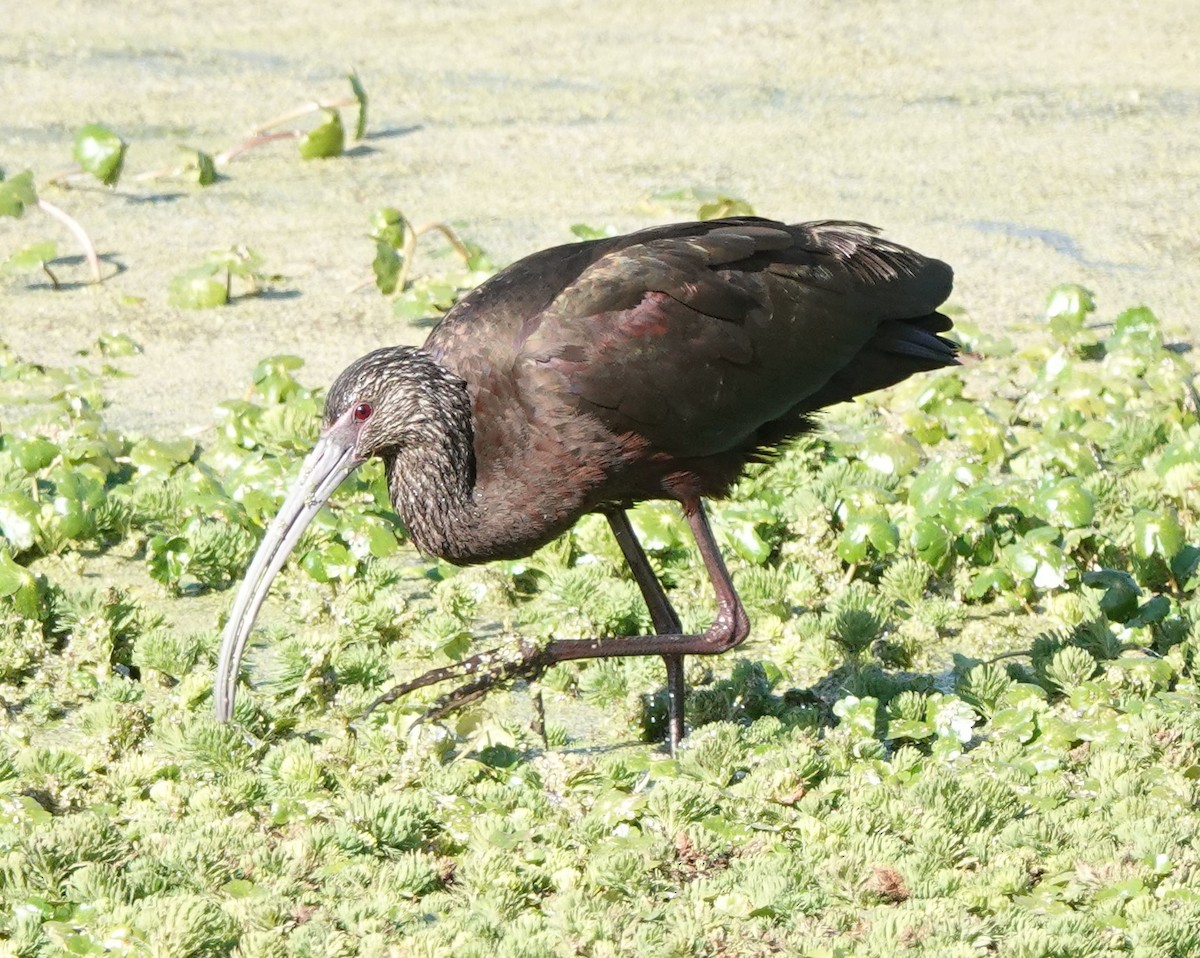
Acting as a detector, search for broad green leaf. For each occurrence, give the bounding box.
[1035,477,1095,529]
[301,548,330,582]
[832,695,879,739]
[0,549,39,617]
[1044,283,1095,344]
[859,432,922,476]
[0,169,37,217]
[179,146,217,185]
[49,466,105,540]
[370,207,407,249]
[168,268,228,309]
[321,542,356,580]
[698,195,755,220]
[1002,527,1073,591]
[1083,569,1141,623]
[965,565,1015,601]
[1127,594,1171,628]
[365,519,400,558]
[73,124,127,186]
[1132,510,1184,561]
[205,246,264,278]
[629,503,685,551]
[715,505,774,564]
[129,437,197,474]
[95,331,143,357]
[570,223,612,240]
[9,437,59,472]
[911,518,953,568]
[886,717,933,741]
[147,534,191,585]
[299,109,345,159]
[2,241,57,273]
[373,240,402,294]
[252,354,306,403]
[0,492,40,552]
[837,513,898,564]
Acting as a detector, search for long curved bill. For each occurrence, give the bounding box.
[214,428,363,721]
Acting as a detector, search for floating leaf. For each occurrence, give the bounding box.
[911,518,953,569]
[0,492,40,552]
[570,223,613,240]
[370,207,407,249]
[698,195,755,220]
[9,437,60,472]
[73,124,127,186]
[94,331,143,357]
[837,512,898,564]
[3,241,58,274]
[715,505,774,564]
[301,541,356,582]
[205,245,265,279]
[628,502,685,551]
[1083,569,1141,623]
[299,109,345,159]
[1002,527,1073,591]
[832,695,879,739]
[1035,478,1095,529]
[0,169,37,217]
[147,534,191,586]
[129,437,196,474]
[1132,510,1185,561]
[1044,283,1095,343]
[1126,594,1171,628]
[178,146,216,185]
[0,549,40,617]
[859,432,923,476]
[168,268,228,309]
[373,240,402,294]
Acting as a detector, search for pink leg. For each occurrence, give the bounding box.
[605,509,686,752]
[364,499,750,748]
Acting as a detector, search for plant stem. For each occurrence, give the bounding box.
[216,131,301,165]
[251,98,358,135]
[37,199,101,284]
[393,218,418,294]
[414,221,474,264]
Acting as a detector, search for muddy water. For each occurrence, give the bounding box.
[3,0,1196,436]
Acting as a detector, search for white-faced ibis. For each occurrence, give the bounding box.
[214,216,955,750]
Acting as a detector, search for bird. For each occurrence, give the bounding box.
[214,216,955,751]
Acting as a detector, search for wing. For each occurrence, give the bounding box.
[509,219,955,458]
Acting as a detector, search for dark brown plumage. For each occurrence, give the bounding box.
[215,216,955,750]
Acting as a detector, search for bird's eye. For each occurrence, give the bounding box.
[353,402,373,422]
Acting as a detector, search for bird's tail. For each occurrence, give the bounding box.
[797,311,958,410]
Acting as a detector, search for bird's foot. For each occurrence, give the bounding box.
[361,638,551,723]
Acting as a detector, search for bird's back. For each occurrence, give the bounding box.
[424,217,955,515]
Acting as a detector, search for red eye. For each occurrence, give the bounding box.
[353,402,373,422]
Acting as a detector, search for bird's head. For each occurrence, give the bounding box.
[213,346,471,721]
[321,346,469,462]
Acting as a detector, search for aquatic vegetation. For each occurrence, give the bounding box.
[1,279,1199,955]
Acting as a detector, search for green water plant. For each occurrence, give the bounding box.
[366,207,494,321]
[167,246,273,309]
[0,165,102,285]
[1,262,1199,956]
[217,71,369,164]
